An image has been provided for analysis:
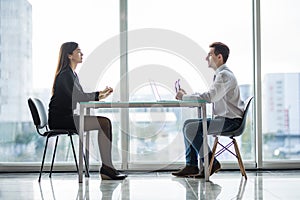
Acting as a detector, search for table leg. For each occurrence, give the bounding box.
[85,108,90,177]
[79,104,84,183]
[201,103,209,181]
[198,107,203,171]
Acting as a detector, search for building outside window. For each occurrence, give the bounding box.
[261,0,300,162]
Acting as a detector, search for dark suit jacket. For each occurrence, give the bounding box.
[48,66,99,130]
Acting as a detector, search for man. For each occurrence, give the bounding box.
[172,42,244,178]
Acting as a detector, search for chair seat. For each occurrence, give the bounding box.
[218,129,243,137]
[209,125,243,138]
[46,129,77,137]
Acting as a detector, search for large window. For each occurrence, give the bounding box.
[261,0,300,162]
[2,0,300,171]
[127,0,254,166]
[0,0,120,165]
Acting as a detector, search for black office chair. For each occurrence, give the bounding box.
[208,96,253,180]
[28,97,89,182]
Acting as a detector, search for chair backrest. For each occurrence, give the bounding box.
[242,96,254,121]
[221,96,254,137]
[28,98,48,130]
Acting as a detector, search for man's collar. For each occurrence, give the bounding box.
[215,64,227,74]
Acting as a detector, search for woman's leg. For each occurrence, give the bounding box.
[82,116,114,168]
[96,116,114,168]
[74,115,126,180]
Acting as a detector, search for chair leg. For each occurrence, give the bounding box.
[232,138,247,179]
[49,136,59,178]
[70,135,90,177]
[83,154,90,177]
[209,137,219,175]
[39,137,50,182]
[70,136,79,172]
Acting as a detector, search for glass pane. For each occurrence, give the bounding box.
[128,0,254,165]
[0,0,120,164]
[261,0,300,161]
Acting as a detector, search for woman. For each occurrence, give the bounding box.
[48,42,127,180]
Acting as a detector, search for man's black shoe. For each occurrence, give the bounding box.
[194,161,221,178]
[171,165,199,177]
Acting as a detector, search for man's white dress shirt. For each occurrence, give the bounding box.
[189,64,244,119]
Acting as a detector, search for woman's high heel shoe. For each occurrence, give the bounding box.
[100,165,127,180]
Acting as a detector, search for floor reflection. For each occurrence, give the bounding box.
[77,179,90,200]
[236,177,247,199]
[75,179,123,200]
[200,180,222,199]
[38,179,56,200]
[99,180,122,200]
[35,174,247,200]
[172,178,222,199]
[1,170,300,199]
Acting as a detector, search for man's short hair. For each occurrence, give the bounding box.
[209,42,230,63]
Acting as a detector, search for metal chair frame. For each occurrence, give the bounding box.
[28,97,89,182]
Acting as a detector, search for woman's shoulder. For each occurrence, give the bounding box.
[56,67,74,83]
[60,66,73,73]
[58,67,73,77]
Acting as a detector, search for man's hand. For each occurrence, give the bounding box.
[175,88,187,100]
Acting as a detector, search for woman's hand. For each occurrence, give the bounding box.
[175,88,187,100]
[98,87,113,100]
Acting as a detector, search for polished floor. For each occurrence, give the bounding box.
[0,169,300,199]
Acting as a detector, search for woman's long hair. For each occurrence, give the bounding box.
[52,42,78,95]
